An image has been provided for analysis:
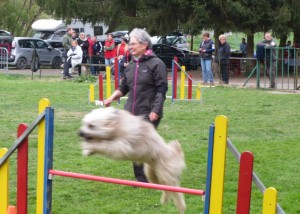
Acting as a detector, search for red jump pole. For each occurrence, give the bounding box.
[236,151,254,214]
[17,123,28,214]
[49,169,205,196]
[188,74,192,99]
[98,75,104,101]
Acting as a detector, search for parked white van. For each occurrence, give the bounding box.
[32,19,109,41]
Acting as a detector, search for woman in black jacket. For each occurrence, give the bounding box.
[104,28,168,182]
[77,32,89,76]
[215,34,231,84]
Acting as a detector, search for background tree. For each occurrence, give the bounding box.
[2,0,300,52]
[0,0,43,36]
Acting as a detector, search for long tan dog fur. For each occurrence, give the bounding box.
[79,107,186,213]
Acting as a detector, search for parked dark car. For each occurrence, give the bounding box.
[152,44,199,70]
[46,40,64,52]
[0,30,13,42]
[111,30,128,42]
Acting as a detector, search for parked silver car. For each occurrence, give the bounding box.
[9,37,62,69]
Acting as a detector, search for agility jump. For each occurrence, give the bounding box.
[171,56,202,103]
[88,57,202,105]
[0,98,282,213]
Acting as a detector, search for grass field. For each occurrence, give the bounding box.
[0,73,299,213]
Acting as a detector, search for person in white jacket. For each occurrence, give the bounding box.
[64,40,83,78]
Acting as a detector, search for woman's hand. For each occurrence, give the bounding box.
[149,112,159,121]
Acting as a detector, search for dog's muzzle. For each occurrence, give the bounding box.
[79,130,85,138]
[79,130,93,141]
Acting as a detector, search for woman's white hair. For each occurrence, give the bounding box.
[219,34,227,40]
[129,28,152,49]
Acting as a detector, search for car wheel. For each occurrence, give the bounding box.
[16,57,27,70]
[52,57,62,68]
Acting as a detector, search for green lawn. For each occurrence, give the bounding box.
[0,73,299,213]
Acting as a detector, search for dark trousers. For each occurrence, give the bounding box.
[266,60,276,88]
[133,117,161,182]
[63,52,71,77]
[90,55,100,75]
[220,62,229,84]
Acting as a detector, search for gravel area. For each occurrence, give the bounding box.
[0,68,278,88]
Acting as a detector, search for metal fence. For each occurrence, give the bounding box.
[243,47,300,90]
[0,47,8,71]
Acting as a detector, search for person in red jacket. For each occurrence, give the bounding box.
[104,33,115,66]
[86,34,94,58]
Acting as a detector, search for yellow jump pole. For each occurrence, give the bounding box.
[262,187,278,214]
[209,115,228,214]
[0,148,9,214]
[196,83,201,100]
[89,84,95,103]
[36,98,50,214]
[180,66,186,99]
[106,66,111,99]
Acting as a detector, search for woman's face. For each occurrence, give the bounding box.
[71,41,77,47]
[80,34,85,39]
[220,37,226,45]
[107,34,113,41]
[203,35,209,41]
[129,37,147,57]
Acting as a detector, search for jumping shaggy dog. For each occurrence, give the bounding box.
[79,107,186,213]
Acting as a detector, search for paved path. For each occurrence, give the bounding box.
[1,68,299,91]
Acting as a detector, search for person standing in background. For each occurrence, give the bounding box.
[86,34,94,61]
[62,28,74,79]
[77,32,89,76]
[116,34,129,61]
[240,37,247,58]
[257,32,276,88]
[214,34,231,85]
[104,33,115,66]
[91,36,103,75]
[199,32,215,85]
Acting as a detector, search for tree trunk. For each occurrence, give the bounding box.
[279,35,287,47]
[247,34,254,58]
[213,29,223,49]
[12,0,27,34]
[190,35,194,51]
[246,33,256,72]
[24,7,43,36]
[293,28,300,47]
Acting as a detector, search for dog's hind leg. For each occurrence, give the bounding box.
[144,165,172,205]
[156,171,186,213]
[144,164,159,183]
[172,192,186,214]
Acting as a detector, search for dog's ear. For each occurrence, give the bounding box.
[102,108,120,128]
[108,109,120,122]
